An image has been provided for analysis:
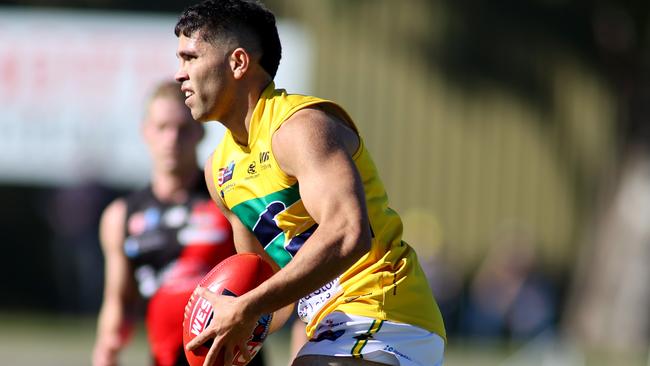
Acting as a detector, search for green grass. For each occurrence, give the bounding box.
[0,312,647,366]
[0,311,293,366]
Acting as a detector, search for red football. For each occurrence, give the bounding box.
[183,253,275,366]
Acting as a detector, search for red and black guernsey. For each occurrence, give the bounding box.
[122,176,236,366]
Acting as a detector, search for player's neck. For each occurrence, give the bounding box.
[150,168,199,203]
[223,78,271,147]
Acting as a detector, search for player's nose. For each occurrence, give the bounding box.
[175,67,188,83]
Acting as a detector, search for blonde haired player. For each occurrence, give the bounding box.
[92,81,266,366]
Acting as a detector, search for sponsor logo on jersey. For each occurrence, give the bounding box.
[259,151,272,171]
[178,225,228,246]
[178,204,229,246]
[248,161,257,175]
[144,207,161,231]
[144,207,161,230]
[298,277,341,322]
[124,237,140,258]
[218,161,235,186]
[220,181,236,195]
[162,205,188,228]
[127,212,146,235]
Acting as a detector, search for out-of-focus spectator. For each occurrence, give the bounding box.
[459,226,557,342]
[422,251,464,337]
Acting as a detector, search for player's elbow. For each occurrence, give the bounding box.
[339,222,371,262]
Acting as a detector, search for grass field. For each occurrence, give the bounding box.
[0,312,297,366]
[0,312,647,366]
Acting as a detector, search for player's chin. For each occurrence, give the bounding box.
[189,108,209,123]
[191,108,219,124]
[161,160,183,173]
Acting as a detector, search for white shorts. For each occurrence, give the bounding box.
[296,312,445,366]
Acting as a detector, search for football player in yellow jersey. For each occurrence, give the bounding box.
[174,1,445,365]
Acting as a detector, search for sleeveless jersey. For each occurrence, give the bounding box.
[211,83,446,340]
[123,177,236,365]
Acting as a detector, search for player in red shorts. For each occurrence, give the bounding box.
[92,81,265,366]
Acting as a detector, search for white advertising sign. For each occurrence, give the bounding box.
[0,8,311,187]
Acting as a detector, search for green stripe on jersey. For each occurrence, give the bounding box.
[231,184,301,267]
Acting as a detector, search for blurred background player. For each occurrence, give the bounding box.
[92,80,265,366]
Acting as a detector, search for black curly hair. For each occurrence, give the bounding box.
[175,0,282,78]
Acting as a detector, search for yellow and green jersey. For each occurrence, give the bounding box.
[210,82,445,340]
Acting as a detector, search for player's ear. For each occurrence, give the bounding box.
[229,48,249,80]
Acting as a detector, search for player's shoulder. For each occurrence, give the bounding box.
[100,197,128,230]
[285,105,331,124]
[278,105,354,139]
[274,105,358,155]
[273,107,331,145]
[99,197,128,250]
[204,151,215,170]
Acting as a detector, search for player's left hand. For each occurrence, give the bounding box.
[186,286,258,366]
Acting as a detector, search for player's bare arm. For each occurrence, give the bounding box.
[189,108,371,365]
[93,199,137,366]
[204,154,270,258]
[204,153,286,280]
[265,106,371,302]
[194,154,296,364]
